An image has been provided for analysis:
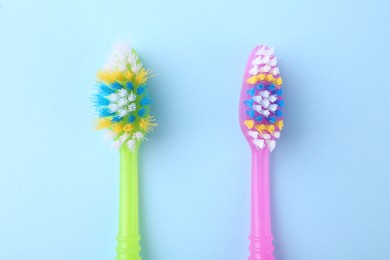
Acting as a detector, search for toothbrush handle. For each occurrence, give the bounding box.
[116,145,141,260]
[249,149,275,260]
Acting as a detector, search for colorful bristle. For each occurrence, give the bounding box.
[92,41,157,151]
[240,45,284,152]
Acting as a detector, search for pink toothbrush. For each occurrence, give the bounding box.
[239,45,284,260]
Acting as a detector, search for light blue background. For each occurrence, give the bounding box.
[1,0,390,259]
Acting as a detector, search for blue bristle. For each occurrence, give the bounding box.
[112,116,122,122]
[267,116,277,124]
[99,84,115,95]
[128,115,136,123]
[110,82,122,90]
[246,110,255,118]
[273,89,282,96]
[255,84,264,90]
[140,97,152,106]
[266,84,275,91]
[99,108,115,117]
[138,108,146,117]
[275,110,283,117]
[246,88,256,96]
[255,115,263,122]
[275,100,284,107]
[126,82,134,90]
[137,85,146,95]
[244,99,254,108]
[93,94,110,106]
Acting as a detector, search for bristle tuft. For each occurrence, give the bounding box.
[244,120,255,129]
[253,139,265,149]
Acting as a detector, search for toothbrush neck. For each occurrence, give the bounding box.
[116,145,141,259]
[249,149,275,260]
[251,149,271,236]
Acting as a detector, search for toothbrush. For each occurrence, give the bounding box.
[92,41,157,260]
[239,45,284,260]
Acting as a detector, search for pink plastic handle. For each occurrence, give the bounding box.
[249,148,275,260]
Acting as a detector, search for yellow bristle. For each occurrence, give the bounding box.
[244,120,255,129]
[97,71,125,84]
[112,123,124,133]
[112,71,125,82]
[256,124,266,132]
[266,74,274,82]
[139,116,157,132]
[247,76,258,84]
[96,118,112,130]
[135,68,152,85]
[123,124,134,133]
[275,77,283,85]
[276,120,284,130]
[266,125,275,133]
[97,71,114,83]
[125,70,133,80]
[257,74,265,81]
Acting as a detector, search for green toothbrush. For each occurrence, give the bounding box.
[92,41,157,259]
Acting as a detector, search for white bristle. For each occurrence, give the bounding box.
[273,132,281,139]
[104,131,116,141]
[131,63,142,74]
[268,104,278,112]
[118,89,128,97]
[261,134,271,140]
[252,56,262,65]
[128,92,136,102]
[112,140,121,149]
[253,105,263,113]
[128,103,136,112]
[270,57,277,66]
[259,65,271,73]
[117,63,127,72]
[119,133,129,143]
[262,56,270,64]
[248,130,259,139]
[259,90,270,98]
[118,98,128,107]
[118,109,128,117]
[107,93,119,102]
[271,67,280,75]
[253,139,265,149]
[112,41,132,55]
[266,140,276,152]
[256,46,265,56]
[253,95,263,103]
[268,95,277,102]
[133,131,145,141]
[108,103,119,113]
[249,66,258,75]
[126,139,136,151]
[127,53,138,66]
[267,47,275,56]
[104,41,133,72]
[260,110,270,117]
[260,99,270,108]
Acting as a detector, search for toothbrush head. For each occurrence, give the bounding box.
[239,45,284,152]
[92,41,157,151]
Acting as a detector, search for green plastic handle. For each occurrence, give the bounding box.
[115,144,141,260]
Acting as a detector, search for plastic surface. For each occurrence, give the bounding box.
[249,149,275,260]
[116,144,141,260]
